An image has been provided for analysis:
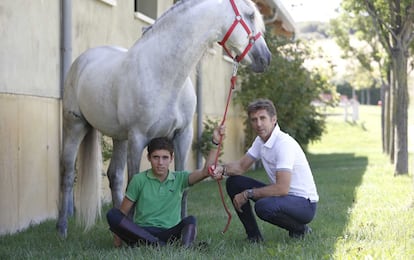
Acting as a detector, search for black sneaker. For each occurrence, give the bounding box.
[193,241,209,251]
[247,234,264,243]
[289,226,312,239]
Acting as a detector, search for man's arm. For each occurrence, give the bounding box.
[251,170,291,198]
[232,170,291,212]
[222,154,255,176]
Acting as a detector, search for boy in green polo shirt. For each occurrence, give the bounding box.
[106,126,224,248]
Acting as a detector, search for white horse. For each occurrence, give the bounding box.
[57,0,271,237]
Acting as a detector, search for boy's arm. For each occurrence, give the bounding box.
[188,146,219,185]
[188,125,224,185]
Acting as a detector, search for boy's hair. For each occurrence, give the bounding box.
[247,98,277,118]
[147,137,174,156]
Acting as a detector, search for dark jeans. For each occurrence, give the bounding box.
[226,175,317,238]
[106,208,196,246]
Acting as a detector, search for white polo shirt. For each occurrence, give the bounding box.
[247,124,319,202]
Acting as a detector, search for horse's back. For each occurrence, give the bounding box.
[69,45,127,81]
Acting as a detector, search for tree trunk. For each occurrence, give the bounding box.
[381,82,388,153]
[392,48,409,175]
[389,69,395,163]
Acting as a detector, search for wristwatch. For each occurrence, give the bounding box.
[247,189,254,199]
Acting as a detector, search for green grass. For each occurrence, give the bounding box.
[1,105,413,259]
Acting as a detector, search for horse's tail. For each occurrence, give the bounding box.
[75,128,102,231]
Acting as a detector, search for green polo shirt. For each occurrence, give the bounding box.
[125,169,190,229]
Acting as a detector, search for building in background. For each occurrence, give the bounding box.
[0,0,294,235]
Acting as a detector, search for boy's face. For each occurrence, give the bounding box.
[148,149,174,177]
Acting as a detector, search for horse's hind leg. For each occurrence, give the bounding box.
[57,114,89,237]
[107,139,127,208]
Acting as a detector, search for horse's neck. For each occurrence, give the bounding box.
[129,0,226,84]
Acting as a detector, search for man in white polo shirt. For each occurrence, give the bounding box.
[215,98,318,242]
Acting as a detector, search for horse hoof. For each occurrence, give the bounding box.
[58,229,68,238]
[56,222,68,238]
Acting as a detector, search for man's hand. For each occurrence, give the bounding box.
[233,191,248,212]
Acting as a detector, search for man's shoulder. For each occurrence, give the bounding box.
[275,129,296,144]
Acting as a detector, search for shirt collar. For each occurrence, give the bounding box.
[263,123,280,148]
[146,169,175,182]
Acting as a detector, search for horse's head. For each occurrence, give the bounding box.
[219,0,271,73]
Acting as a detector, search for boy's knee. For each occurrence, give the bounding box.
[183,215,197,225]
[106,208,124,226]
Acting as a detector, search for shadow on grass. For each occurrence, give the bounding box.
[306,152,368,255]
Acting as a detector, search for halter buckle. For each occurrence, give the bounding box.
[232,62,239,76]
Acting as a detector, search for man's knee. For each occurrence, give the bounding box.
[254,199,276,221]
[225,176,244,196]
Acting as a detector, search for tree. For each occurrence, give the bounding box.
[330,4,391,157]
[336,0,414,175]
[235,34,334,151]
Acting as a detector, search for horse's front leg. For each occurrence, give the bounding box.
[126,131,147,183]
[125,132,146,219]
[173,125,193,171]
[173,125,193,218]
[107,139,127,208]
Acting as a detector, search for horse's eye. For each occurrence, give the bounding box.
[249,13,255,20]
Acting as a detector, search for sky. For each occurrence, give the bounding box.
[278,0,342,23]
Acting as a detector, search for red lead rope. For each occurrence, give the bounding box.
[211,0,263,234]
[208,63,239,234]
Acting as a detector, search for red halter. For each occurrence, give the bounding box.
[218,0,263,63]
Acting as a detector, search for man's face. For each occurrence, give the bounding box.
[249,109,276,141]
[148,149,173,177]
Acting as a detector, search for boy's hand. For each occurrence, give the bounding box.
[208,165,224,180]
[212,125,226,145]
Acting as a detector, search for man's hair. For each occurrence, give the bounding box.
[147,137,174,156]
[247,98,277,118]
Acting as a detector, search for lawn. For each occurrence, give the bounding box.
[1,105,413,259]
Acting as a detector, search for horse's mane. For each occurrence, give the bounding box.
[141,0,265,37]
[142,0,194,37]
